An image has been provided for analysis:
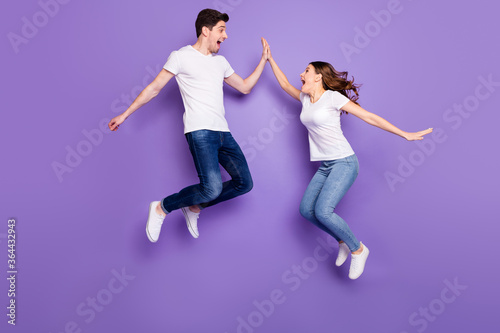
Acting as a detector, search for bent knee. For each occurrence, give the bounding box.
[314,205,334,222]
[236,175,253,195]
[242,178,253,194]
[299,203,314,221]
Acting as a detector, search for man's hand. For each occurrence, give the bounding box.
[108,114,127,131]
[224,38,268,94]
[261,37,270,61]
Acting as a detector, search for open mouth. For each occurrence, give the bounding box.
[301,79,305,86]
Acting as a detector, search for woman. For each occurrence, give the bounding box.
[263,39,432,279]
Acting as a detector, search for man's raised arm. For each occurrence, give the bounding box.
[224,38,269,95]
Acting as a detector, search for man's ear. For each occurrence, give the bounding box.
[201,26,210,37]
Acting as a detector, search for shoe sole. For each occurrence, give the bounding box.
[146,202,158,243]
[182,207,199,239]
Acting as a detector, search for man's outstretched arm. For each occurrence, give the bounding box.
[224,38,269,95]
[108,69,175,131]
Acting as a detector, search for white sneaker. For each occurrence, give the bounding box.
[181,207,200,238]
[349,242,370,280]
[335,242,350,267]
[146,201,166,243]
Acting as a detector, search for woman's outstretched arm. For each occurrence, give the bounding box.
[341,101,433,141]
[263,38,301,101]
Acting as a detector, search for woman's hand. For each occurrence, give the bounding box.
[261,37,271,61]
[403,128,433,141]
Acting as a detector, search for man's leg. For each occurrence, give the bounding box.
[161,130,223,213]
[200,132,253,208]
[147,130,222,241]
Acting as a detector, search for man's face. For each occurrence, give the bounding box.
[207,20,228,53]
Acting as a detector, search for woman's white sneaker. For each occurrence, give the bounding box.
[146,201,166,243]
[349,242,369,280]
[336,242,350,267]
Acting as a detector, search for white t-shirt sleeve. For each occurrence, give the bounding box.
[331,91,350,110]
[223,57,234,78]
[163,51,180,75]
[299,92,307,104]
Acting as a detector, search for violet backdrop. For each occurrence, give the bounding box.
[1,0,499,332]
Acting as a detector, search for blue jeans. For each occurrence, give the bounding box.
[299,154,361,252]
[161,130,253,213]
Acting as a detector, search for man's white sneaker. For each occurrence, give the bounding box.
[146,201,165,243]
[336,242,350,267]
[181,207,200,238]
[349,242,370,280]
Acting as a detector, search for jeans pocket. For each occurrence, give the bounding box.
[322,159,335,167]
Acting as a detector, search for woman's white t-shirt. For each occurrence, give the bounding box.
[299,90,355,161]
[163,45,235,134]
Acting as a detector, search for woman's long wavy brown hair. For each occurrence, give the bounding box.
[310,61,361,114]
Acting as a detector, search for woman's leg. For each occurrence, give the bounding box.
[313,155,361,252]
[299,164,342,242]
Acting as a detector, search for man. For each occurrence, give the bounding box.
[108,9,269,242]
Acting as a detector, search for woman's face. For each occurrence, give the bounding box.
[300,65,321,94]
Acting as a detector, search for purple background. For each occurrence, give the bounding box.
[1,0,499,332]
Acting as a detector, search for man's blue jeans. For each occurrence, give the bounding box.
[299,154,361,252]
[161,130,253,213]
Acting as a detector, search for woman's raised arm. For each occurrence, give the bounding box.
[264,38,301,101]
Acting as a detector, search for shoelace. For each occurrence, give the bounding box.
[351,257,360,268]
[154,213,165,225]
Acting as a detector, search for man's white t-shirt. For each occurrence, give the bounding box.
[163,45,235,134]
[299,90,355,161]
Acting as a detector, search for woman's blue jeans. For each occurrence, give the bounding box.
[161,130,253,213]
[299,154,361,252]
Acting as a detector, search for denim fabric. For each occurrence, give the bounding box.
[161,130,253,213]
[299,154,361,252]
